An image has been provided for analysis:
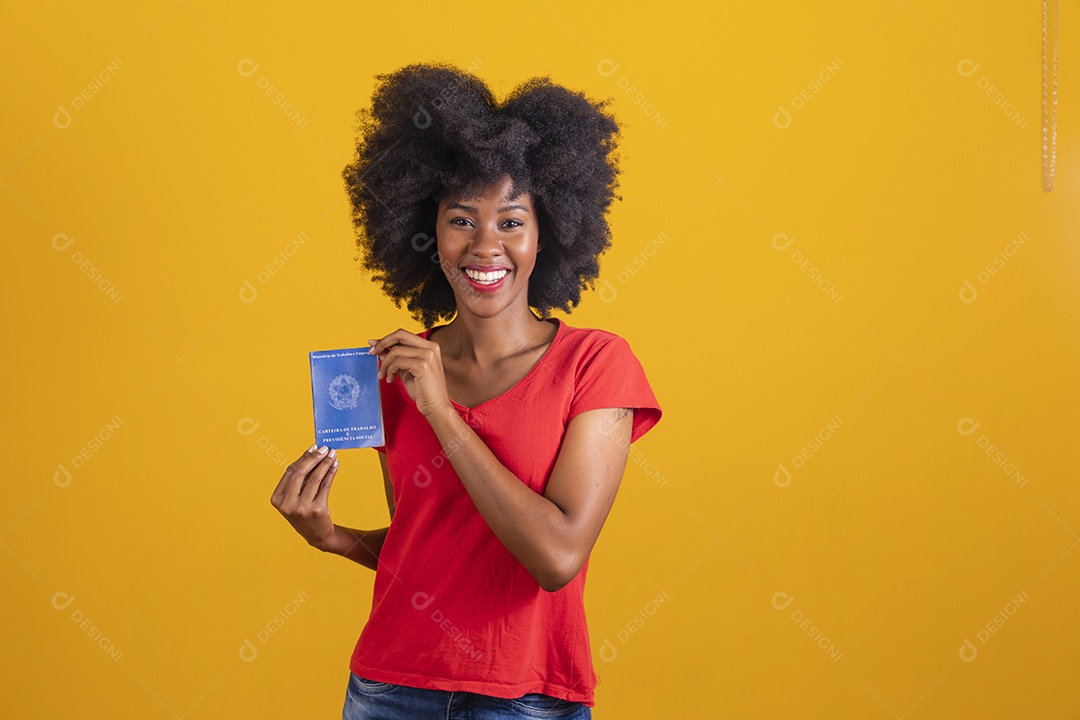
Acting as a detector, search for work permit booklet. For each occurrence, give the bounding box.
[309,347,384,449]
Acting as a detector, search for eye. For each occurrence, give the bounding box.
[449,217,473,227]
[502,219,523,228]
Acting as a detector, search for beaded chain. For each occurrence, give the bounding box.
[1043,0,1059,191]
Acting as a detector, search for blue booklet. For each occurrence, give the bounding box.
[309,347,384,449]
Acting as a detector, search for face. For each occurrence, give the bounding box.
[435,174,543,317]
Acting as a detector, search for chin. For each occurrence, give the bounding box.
[455,306,507,322]
[456,287,530,313]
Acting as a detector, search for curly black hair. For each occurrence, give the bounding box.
[342,61,623,328]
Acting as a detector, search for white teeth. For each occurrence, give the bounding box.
[464,268,508,284]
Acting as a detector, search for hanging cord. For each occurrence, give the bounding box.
[1043,0,1059,191]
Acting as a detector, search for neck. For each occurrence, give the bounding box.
[439,307,553,365]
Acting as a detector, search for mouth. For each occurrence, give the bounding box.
[461,266,510,293]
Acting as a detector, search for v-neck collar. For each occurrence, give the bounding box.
[423,317,564,412]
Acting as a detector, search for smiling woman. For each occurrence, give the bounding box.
[436,175,541,310]
[341,62,622,328]
[269,61,662,720]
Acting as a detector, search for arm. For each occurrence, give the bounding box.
[315,452,395,571]
[426,404,633,592]
[367,328,636,591]
[317,526,389,571]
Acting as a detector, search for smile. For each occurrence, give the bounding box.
[462,267,510,292]
[462,267,507,284]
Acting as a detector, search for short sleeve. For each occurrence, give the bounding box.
[568,336,662,444]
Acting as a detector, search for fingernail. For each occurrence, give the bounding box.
[329,448,337,458]
[307,443,317,452]
[317,445,328,454]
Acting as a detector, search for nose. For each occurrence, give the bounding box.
[468,221,504,258]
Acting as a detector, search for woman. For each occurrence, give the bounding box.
[271,62,662,719]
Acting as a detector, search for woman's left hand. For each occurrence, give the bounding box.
[368,329,452,418]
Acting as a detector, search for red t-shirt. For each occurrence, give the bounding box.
[349,316,662,706]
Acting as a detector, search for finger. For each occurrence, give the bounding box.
[378,346,428,382]
[378,351,423,386]
[300,450,336,502]
[281,445,331,497]
[313,456,338,506]
[292,444,331,473]
[296,443,318,463]
[272,443,318,501]
[367,331,393,357]
[373,332,440,380]
[368,328,423,358]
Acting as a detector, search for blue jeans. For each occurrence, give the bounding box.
[342,672,592,719]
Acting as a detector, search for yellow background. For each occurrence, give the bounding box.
[2,2,1078,717]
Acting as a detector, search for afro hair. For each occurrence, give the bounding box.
[342,61,623,328]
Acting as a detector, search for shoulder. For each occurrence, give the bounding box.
[557,319,662,442]
[557,319,625,347]
[554,320,638,373]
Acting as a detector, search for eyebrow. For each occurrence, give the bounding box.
[445,202,531,214]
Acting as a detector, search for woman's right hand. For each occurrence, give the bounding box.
[270,444,339,550]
